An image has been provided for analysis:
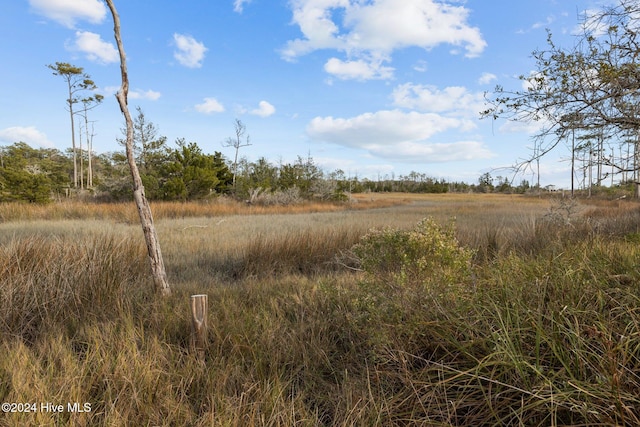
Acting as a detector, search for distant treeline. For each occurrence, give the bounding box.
[0,140,541,203]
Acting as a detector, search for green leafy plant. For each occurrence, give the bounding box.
[352,217,474,287]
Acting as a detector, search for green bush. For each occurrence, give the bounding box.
[352,217,474,287]
[350,217,476,351]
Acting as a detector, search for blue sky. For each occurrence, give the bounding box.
[0,0,608,187]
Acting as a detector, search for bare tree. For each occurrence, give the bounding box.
[223,118,251,191]
[105,0,171,296]
[78,94,103,188]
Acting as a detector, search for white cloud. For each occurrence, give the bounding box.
[281,0,486,79]
[344,0,486,56]
[173,34,208,68]
[69,31,118,64]
[499,119,545,135]
[281,0,349,59]
[309,110,462,145]
[129,89,161,101]
[195,97,225,114]
[234,0,252,13]
[0,126,55,148]
[102,86,162,101]
[314,156,395,176]
[573,8,610,37]
[521,69,554,92]
[391,83,484,120]
[306,109,492,162]
[413,60,428,72]
[324,57,394,80]
[478,72,497,85]
[367,140,494,162]
[29,0,106,28]
[250,101,276,117]
[101,86,161,100]
[531,15,555,30]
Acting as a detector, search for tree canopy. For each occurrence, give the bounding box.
[483,0,640,195]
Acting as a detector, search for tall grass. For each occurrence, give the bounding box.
[1,194,640,425]
[0,197,407,223]
[0,234,149,344]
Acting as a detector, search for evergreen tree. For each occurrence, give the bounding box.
[0,142,70,203]
[47,62,98,188]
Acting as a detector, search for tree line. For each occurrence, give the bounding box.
[0,115,537,204]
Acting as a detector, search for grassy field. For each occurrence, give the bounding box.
[1,193,640,425]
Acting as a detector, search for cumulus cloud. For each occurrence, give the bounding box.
[307,108,493,163]
[391,83,485,120]
[478,72,497,85]
[101,86,161,100]
[250,101,276,117]
[281,0,486,80]
[69,31,118,64]
[0,126,55,148]
[324,57,394,80]
[129,89,161,101]
[573,8,611,37]
[309,110,462,145]
[343,0,486,56]
[195,97,225,114]
[499,119,545,135]
[173,33,207,68]
[314,156,395,177]
[29,0,106,28]
[367,140,494,162]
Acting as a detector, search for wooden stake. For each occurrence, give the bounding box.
[190,294,208,359]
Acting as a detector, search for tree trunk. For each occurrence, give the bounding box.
[79,119,84,189]
[105,0,171,296]
[83,109,93,188]
[634,132,640,199]
[571,128,575,197]
[88,123,93,188]
[67,88,77,188]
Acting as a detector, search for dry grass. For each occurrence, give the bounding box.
[1,194,640,425]
[0,196,408,224]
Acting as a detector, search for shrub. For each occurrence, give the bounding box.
[352,217,474,287]
[349,218,476,372]
[252,186,303,205]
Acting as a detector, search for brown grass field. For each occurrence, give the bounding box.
[1,193,640,426]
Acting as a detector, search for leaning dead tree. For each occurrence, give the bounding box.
[105,0,171,296]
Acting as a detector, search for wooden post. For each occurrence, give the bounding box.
[190,294,208,359]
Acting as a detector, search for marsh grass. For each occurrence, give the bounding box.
[0,234,150,344]
[0,197,407,224]
[1,194,640,425]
